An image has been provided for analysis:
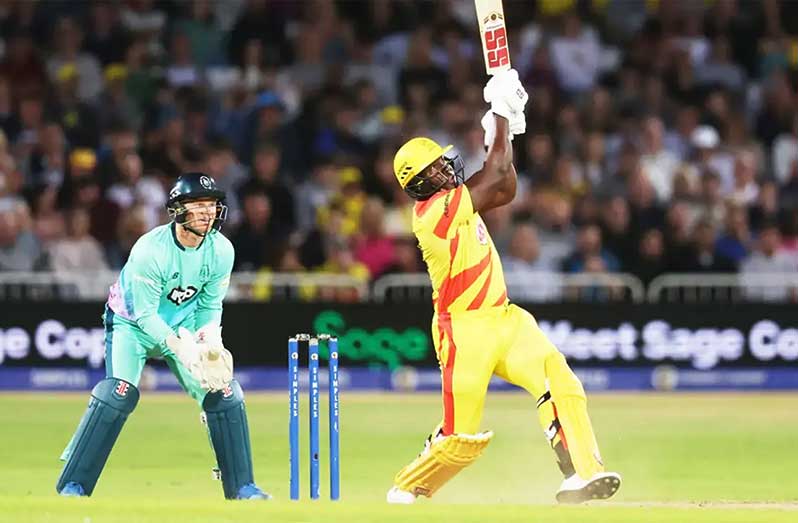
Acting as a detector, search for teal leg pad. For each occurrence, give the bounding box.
[56,378,139,496]
[202,380,255,499]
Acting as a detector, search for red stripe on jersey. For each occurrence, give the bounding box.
[433,186,463,239]
[437,252,492,312]
[493,290,507,307]
[438,312,456,436]
[449,231,460,261]
[414,190,447,218]
[466,257,494,310]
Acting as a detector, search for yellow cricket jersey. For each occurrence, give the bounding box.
[413,185,508,314]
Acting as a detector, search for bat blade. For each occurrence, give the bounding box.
[475,0,511,75]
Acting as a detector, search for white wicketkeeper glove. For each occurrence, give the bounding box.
[481,109,526,147]
[195,324,234,392]
[166,327,207,388]
[483,68,529,120]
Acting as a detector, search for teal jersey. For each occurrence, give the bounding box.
[107,223,235,346]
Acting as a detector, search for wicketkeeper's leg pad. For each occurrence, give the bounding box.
[56,378,139,496]
[393,430,493,497]
[545,352,604,479]
[202,380,255,499]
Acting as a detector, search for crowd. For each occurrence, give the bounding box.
[2,0,798,301]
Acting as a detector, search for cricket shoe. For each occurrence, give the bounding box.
[235,483,271,500]
[386,486,416,504]
[59,482,87,497]
[555,471,621,504]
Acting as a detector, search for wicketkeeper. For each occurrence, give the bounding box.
[56,173,270,500]
[386,69,621,504]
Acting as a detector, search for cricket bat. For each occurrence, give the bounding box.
[475,0,511,75]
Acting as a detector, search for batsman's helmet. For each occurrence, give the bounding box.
[166,172,228,233]
[393,137,464,200]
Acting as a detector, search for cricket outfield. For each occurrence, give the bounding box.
[1,392,796,522]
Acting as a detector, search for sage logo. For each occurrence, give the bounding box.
[312,310,430,369]
[167,285,197,305]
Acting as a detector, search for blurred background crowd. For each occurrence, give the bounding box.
[2,0,798,301]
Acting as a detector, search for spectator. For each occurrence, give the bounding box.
[630,229,668,286]
[71,174,120,251]
[238,142,295,233]
[49,64,101,148]
[383,235,424,275]
[46,17,103,103]
[561,223,620,273]
[683,219,737,272]
[0,202,44,271]
[84,2,130,67]
[740,221,798,302]
[316,167,367,239]
[204,138,247,226]
[231,190,287,271]
[106,150,165,230]
[316,236,370,303]
[0,30,48,103]
[772,115,798,186]
[501,222,563,302]
[99,65,142,132]
[47,208,109,273]
[167,31,201,88]
[549,12,601,95]
[600,196,636,270]
[748,180,779,232]
[295,158,339,233]
[716,204,753,265]
[728,150,760,206]
[174,0,225,68]
[695,169,727,231]
[352,197,396,279]
[640,116,680,203]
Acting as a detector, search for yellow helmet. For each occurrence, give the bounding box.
[393,137,453,189]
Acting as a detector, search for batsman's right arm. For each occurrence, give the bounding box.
[466,108,517,213]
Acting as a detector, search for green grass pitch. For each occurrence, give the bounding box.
[1,391,797,522]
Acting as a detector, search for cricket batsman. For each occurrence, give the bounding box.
[56,172,270,500]
[386,69,621,504]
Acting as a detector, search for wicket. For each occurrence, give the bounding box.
[288,333,340,500]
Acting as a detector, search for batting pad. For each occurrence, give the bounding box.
[545,352,604,479]
[202,380,255,499]
[394,431,494,497]
[56,378,140,496]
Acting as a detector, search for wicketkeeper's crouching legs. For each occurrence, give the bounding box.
[201,380,268,499]
[56,378,139,496]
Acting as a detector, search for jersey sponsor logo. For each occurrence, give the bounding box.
[114,380,130,397]
[167,285,198,305]
[476,222,488,245]
[171,272,180,280]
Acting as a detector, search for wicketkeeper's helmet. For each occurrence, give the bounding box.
[166,172,228,233]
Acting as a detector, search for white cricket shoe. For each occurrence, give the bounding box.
[555,471,621,504]
[386,486,416,504]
